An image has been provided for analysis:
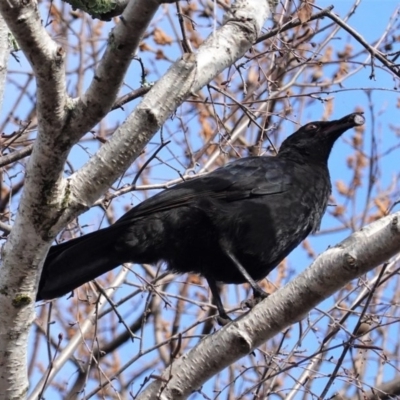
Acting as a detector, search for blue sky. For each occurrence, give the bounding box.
[2,0,399,398]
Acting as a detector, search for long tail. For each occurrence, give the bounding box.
[37,227,126,301]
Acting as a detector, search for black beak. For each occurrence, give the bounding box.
[324,112,365,137]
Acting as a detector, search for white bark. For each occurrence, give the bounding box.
[0,0,275,398]
[135,212,400,400]
[0,15,10,114]
[0,1,398,398]
[68,0,163,142]
[0,1,69,396]
[64,0,272,225]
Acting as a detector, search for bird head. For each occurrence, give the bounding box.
[278,113,365,164]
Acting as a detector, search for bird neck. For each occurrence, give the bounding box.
[277,147,332,166]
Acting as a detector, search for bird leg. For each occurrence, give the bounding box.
[206,276,232,326]
[222,246,269,308]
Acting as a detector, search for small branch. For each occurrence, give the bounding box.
[318,265,387,398]
[176,2,193,53]
[131,140,171,186]
[67,52,197,214]
[136,212,400,399]
[0,144,33,168]
[93,281,139,341]
[62,0,273,222]
[112,86,152,111]
[28,268,130,399]
[68,0,164,144]
[323,8,400,78]
[365,377,400,400]
[256,6,335,44]
[0,221,11,235]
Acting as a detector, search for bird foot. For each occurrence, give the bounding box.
[242,291,269,309]
[216,314,232,327]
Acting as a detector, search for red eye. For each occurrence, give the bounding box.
[306,123,318,131]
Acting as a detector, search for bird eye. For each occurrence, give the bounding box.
[305,123,318,131]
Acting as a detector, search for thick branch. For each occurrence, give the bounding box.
[0,0,67,134]
[366,377,400,400]
[0,15,10,114]
[67,0,162,144]
[0,1,164,397]
[134,212,400,399]
[62,0,273,226]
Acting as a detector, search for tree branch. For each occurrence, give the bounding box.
[134,212,400,400]
[0,0,169,396]
[0,15,10,114]
[67,0,164,144]
[62,0,274,225]
[366,377,400,400]
[322,7,400,79]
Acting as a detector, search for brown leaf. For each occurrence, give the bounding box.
[337,44,353,60]
[297,1,312,24]
[336,180,349,196]
[374,197,390,217]
[139,42,152,52]
[352,132,363,148]
[321,99,334,120]
[332,205,346,217]
[155,49,166,60]
[201,122,213,140]
[153,28,173,45]
[321,46,333,63]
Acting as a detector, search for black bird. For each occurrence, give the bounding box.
[37,113,365,322]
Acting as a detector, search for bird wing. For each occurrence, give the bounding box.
[116,156,293,224]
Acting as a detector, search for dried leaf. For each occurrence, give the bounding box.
[336,180,349,196]
[322,99,334,120]
[352,132,363,148]
[155,49,166,60]
[297,1,312,24]
[332,205,346,217]
[153,28,173,45]
[374,197,390,216]
[139,42,152,52]
[337,44,353,60]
